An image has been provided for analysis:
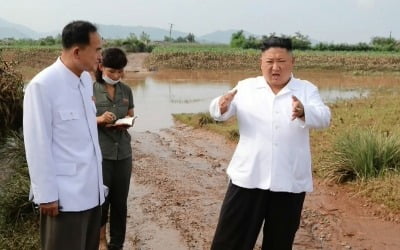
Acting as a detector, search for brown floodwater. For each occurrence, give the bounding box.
[123,69,400,132]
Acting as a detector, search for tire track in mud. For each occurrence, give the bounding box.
[124,123,400,250]
[125,124,230,249]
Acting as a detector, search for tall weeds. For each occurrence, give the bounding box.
[325,129,400,183]
[0,131,39,250]
[0,53,39,249]
[0,54,24,138]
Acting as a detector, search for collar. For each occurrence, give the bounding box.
[55,57,84,89]
[98,81,121,93]
[256,74,300,93]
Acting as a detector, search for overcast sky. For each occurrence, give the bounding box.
[0,0,399,43]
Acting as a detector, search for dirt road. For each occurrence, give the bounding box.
[120,53,400,249]
[121,122,400,250]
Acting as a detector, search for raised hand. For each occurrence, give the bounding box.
[219,90,238,115]
[292,95,305,121]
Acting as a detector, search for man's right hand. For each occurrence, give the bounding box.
[219,90,237,115]
[40,201,59,217]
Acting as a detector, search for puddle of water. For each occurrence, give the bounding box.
[21,69,398,132]
[128,77,231,132]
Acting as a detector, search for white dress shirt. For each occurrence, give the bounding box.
[23,58,105,211]
[209,76,330,193]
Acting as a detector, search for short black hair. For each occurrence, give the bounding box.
[61,20,98,49]
[261,36,292,52]
[95,48,128,83]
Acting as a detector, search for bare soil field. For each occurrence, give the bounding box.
[123,123,400,250]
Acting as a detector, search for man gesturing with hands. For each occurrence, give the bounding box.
[209,37,331,250]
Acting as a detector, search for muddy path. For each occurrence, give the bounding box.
[122,123,400,250]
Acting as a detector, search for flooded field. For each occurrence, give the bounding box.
[123,69,400,132]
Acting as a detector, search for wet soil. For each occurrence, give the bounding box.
[123,123,400,250]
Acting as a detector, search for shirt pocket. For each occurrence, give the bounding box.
[59,110,80,121]
[55,163,77,176]
[95,102,112,116]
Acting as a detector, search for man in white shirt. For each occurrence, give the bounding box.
[209,37,331,250]
[23,21,104,250]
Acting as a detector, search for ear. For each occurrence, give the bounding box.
[72,46,80,59]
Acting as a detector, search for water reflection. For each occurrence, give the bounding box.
[124,70,400,132]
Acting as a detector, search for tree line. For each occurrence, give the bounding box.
[1,30,399,52]
[0,31,197,52]
[230,30,400,52]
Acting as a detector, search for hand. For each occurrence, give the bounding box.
[100,111,116,124]
[219,90,237,115]
[40,200,60,217]
[292,95,305,121]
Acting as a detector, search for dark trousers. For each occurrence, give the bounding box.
[101,156,132,248]
[40,205,101,250]
[211,182,305,250]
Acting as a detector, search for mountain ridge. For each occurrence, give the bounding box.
[0,17,257,44]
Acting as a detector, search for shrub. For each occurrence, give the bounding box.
[0,54,24,138]
[0,54,39,249]
[325,129,400,183]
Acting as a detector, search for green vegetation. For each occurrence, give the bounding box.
[230,30,400,52]
[324,129,400,183]
[0,36,61,48]
[0,54,39,249]
[174,88,400,212]
[230,30,312,50]
[173,113,239,141]
[105,32,154,52]
[164,32,196,43]
[0,132,39,250]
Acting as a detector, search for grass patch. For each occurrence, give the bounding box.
[173,113,239,142]
[323,129,400,183]
[0,131,39,250]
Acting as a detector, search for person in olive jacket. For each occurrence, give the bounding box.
[93,48,134,250]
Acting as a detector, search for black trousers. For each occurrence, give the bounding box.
[101,156,132,248]
[40,206,101,250]
[211,182,305,250]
